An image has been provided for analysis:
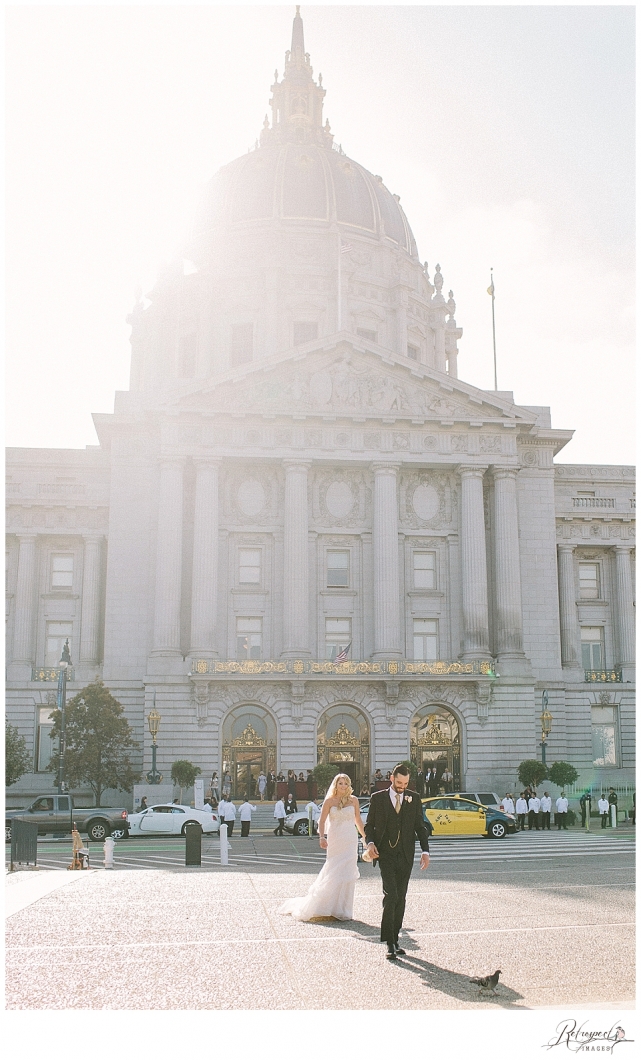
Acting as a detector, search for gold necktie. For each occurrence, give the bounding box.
[395,794,401,814]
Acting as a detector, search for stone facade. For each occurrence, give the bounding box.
[6,11,635,804]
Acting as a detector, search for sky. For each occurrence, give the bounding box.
[5,2,635,465]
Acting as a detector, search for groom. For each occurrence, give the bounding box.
[364,763,431,959]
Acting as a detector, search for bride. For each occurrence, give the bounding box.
[279,773,367,921]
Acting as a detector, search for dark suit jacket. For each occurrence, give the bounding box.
[364,787,430,868]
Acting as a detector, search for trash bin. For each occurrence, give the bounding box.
[10,818,38,871]
[185,821,202,866]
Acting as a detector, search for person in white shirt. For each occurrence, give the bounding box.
[598,795,610,829]
[515,794,528,831]
[221,797,237,837]
[528,793,541,831]
[273,797,286,836]
[304,800,321,834]
[503,794,515,816]
[555,792,569,830]
[238,797,257,837]
[540,792,552,830]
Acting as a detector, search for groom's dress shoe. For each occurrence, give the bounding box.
[385,945,398,960]
[394,944,406,955]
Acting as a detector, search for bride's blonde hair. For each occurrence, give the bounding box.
[325,772,353,807]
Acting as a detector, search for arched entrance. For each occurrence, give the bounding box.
[410,705,461,793]
[222,705,277,798]
[317,705,370,794]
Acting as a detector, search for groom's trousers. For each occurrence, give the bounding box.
[378,851,413,944]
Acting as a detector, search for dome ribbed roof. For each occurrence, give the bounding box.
[194,143,417,256]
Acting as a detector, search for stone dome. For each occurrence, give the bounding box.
[193,143,417,257]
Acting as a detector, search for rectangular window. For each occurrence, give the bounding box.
[36,707,56,772]
[591,706,617,767]
[236,618,262,660]
[413,618,438,661]
[51,554,73,589]
[356,328,377,342]
[581,626,604,670]
[327,551,349,588]
[325,618,351,661]
[231,323,253,366]
[293,321,318,345]
[45,622,73,667]
[413,551,436,589]
[239,549,261,585]
[579,562,600,599]
[407,344,420,360]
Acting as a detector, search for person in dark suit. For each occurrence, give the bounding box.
[364,762,431,960]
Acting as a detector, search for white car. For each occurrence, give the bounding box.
[127,804,220,836]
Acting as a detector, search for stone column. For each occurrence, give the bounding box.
[372,463,402,659]
[281,461,311,658]
[614,546,635,674]
[459,466,490,658]
[79,535,103,666]
[491,466,527,671]
[11,534,38,667]
[189,460,220,660]
[434,325,446,373]
[557,545,579,668]
[151,459,184,658]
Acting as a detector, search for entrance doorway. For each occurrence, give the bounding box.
[222,706,277,799]
[317,706,370,795]
[410,705,461,793]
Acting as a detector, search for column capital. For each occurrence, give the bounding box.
[371,461,401,475]
[613,544,633,554]
[557,543,576,554]
[282,459,312,472]
[491,464,519,480]
[457,464,488,477]
[193,457,222,472]
[16,532,38,542]
[83,533,104,545]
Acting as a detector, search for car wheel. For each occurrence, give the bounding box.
[294,820,309,836]
[181,822,202,836]
[5,823,12,843]
[88,821,109,843]
[488,821,506,839]
[110,827,127,840]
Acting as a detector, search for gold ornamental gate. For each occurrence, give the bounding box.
[317,706,370,794]
[410,705,461,793]
[222,707,277,799]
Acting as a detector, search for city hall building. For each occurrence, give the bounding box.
[6,10,635,804]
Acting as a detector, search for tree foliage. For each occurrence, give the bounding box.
[517,759,548,789]
[311,762,341,795]
[48,680,140,806]
[547,761,579,789]
[170,760,201,802]
[6,719,31,786]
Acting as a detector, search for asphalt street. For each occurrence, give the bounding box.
[5,826,635,1010]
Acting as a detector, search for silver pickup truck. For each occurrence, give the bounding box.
[6,795,129,843]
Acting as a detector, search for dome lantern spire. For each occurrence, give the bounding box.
[260,7,333,148]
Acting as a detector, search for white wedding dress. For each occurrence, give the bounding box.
[278,804,360,921]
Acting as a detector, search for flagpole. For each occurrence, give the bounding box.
[489,268,497,391]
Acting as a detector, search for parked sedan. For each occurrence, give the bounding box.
[285,800,370,836]
[127,804,220,836]
[422,796,516,839]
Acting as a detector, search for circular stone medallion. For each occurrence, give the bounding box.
[412,484,439,522]
[237,479,266,516]
[325,481,354,519]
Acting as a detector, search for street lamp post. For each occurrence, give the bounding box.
[56,639,72,796]
[146,701,163,784]
[540,690,553,766]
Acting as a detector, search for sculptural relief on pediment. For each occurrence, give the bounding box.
[193,352,505,422]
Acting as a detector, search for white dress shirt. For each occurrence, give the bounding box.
[503,798,515,814]
[556,797,568,812]
[540,796,552,812]
[528,797,541,813]
[238,802,256,821]
[222,801,236,821]
[516,798,528,815]
[274,799,286,819]
[305,801,321,821]
[598,798,609,814]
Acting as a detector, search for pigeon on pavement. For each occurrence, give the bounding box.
[469,969,501,995]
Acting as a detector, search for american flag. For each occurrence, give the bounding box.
[334,643,351,663]
[340,241,353,254]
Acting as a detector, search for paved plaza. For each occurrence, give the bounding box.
[5,827,635,1011]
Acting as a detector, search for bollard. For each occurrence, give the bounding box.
[220,822,229,865]
[585,796,591,831]
[611,804,617,829]
[308,806,314,840]
[103,836,115,870]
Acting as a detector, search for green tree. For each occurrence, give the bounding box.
[311,762,341,796]
[6,719,31,786]
[171,760,202,803]
[547,761,579,789]
[517,759,548,789]
[48,680,140,806]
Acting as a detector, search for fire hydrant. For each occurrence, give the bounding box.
[103,836,115,870]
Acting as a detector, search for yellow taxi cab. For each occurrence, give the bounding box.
[422,795,516,838]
